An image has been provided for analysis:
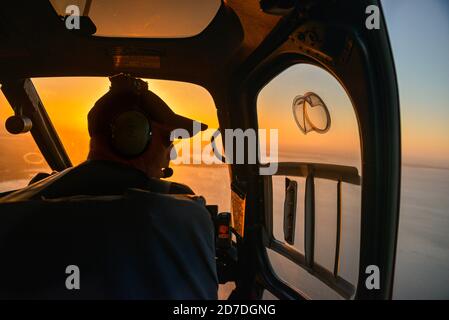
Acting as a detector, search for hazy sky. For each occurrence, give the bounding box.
[382,0,449,168]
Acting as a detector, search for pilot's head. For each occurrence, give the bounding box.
[86,73,207,178]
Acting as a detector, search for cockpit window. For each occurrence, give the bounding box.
[0,92,51,192]
[32,77,231,212]
[49,0,221,38]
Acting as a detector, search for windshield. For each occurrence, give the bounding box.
[31,77,231,212]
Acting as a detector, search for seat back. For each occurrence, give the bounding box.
[0,189,218,299]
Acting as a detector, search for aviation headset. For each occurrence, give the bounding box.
[110,110,152,157]
[108,75,153,158]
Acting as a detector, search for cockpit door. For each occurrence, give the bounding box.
[230,0,400,300]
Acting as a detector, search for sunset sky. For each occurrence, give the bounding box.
[258,64,360,159]
[31,77,220,165]
[383,0,449,168]
[0,0,448,170]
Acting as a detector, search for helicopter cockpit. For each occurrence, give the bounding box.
[0,0,402,300]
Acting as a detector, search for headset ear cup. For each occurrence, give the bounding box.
[111,111,152,157]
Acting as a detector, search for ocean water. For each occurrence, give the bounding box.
[172,164,449,299]
[0,164,448,299]
[393,166,449,299]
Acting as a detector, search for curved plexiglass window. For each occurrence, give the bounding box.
[49,0,221,38]
[0,92,51,192]
[258,63,361,299]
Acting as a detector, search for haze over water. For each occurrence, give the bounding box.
[1,149,447,299]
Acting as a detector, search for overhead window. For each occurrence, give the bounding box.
[49,0,221,38]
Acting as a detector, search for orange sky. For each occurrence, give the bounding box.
[257,64,362,170]
[0,72,361,168]
[29,68,361,168]
[30,77,219,165]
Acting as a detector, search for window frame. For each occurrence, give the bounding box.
[239,11,402,298]
[254,56,362,299]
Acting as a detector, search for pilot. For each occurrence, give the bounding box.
[31,74,207,196]
[7,74,219,299]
